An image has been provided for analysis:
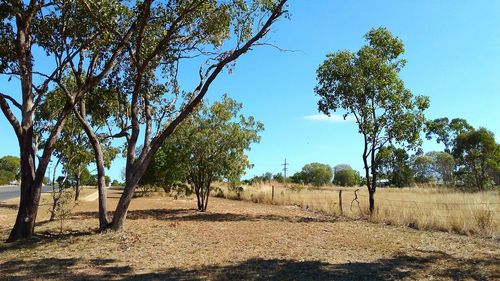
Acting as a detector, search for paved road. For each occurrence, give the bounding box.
[0,185,53,202]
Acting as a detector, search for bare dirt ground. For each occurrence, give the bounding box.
[0,189,499,280]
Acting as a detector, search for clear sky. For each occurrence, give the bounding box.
[1,0,499,181]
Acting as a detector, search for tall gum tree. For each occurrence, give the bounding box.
[0,0,136,242]
[110,0,288,230]
[37,87,118,202]
[61,0,289,231]
[314,27,429,214]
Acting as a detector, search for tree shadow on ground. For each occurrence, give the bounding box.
[0,257,132,281]
[0,250,497,281]
[73,208,334,224]
[0,229,96,254]
[0,202,18,210]
[121,250,499,281]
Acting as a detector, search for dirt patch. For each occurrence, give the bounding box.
[0,193,498,280]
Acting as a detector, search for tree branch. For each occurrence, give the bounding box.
[0,93,22,139]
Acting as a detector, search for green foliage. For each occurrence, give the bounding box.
[289,172,304,185]
[334,169,359,187]
[143,95,263,211]
[412,155,434,183]
[453,128,500,190]
[333,164,352,174]
[315,27,428,201]
[377,146,414,187]
[425,118,473,153]
[272,173,284,183]
[0,155,19,184]
[315,27,429,152]
[37,85,119,190]
[426,151,455,185]
[293,163,333,187]
[261,172,273,182]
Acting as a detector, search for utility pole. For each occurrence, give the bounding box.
[282,158,288,185]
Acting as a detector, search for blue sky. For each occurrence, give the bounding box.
[1,0,500,181]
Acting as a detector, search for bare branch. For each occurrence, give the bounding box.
[0,93,22,139]
[0,93,22,110]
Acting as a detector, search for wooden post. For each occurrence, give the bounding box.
[272,185,275,203]
[339,190,343,215]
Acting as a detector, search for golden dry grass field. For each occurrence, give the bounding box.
[0,188,499,280]
[220,183,500,237]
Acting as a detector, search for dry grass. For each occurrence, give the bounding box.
[219,183,500,237]
[0,188,499,280]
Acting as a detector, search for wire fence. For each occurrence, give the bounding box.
[244,186,500,222]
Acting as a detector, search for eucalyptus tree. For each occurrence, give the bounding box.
[0,0,135,242]
[74,0,288,230]
[425,118,473,153]
[426,151,455,185]
[0,156,20,185]
[145,95,263,211]
[37,88,118,202]
[453,128,499,190]
[412,154,434,183]
[315,27,429,213]
[376,145,414,188]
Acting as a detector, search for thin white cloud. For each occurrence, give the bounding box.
[304,114,354,123]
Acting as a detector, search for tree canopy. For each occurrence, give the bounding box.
[291,162,333,187]
[425,118,474,153]
[143,95,263,211]
[1,0,288,241]
[334,168,359,187]
[315,27,428,212]
[453,128,499,190]
[0,156,20,185]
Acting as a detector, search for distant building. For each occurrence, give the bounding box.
[376,179,390,187]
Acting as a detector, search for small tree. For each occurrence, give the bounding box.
[333,164,352,174]
[412,155,434,183]
[453,128,499,190]
[315,27,428,213]
[144,95,263,211]
[298,163,333,187]
[0,156,20,184]
[427,151,455,185]
[334,169,359,187]
[273,173,284,183]
[377,146,414,188]
[261,172,273,183]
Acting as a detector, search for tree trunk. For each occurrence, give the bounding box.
[7,139,39,242]
[111,169,144,231]
[195,186,202,210]
[74,103,110,230]
[368,190,375,215]
[95,156,110,230]
[369,166,377,216]
[203,185,210,212]
[111,180,135,231]
[75,171,81,201]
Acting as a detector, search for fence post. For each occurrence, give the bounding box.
[272,185,275,203]
[339,190,343,215]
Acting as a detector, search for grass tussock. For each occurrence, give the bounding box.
[216,183,500,237]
